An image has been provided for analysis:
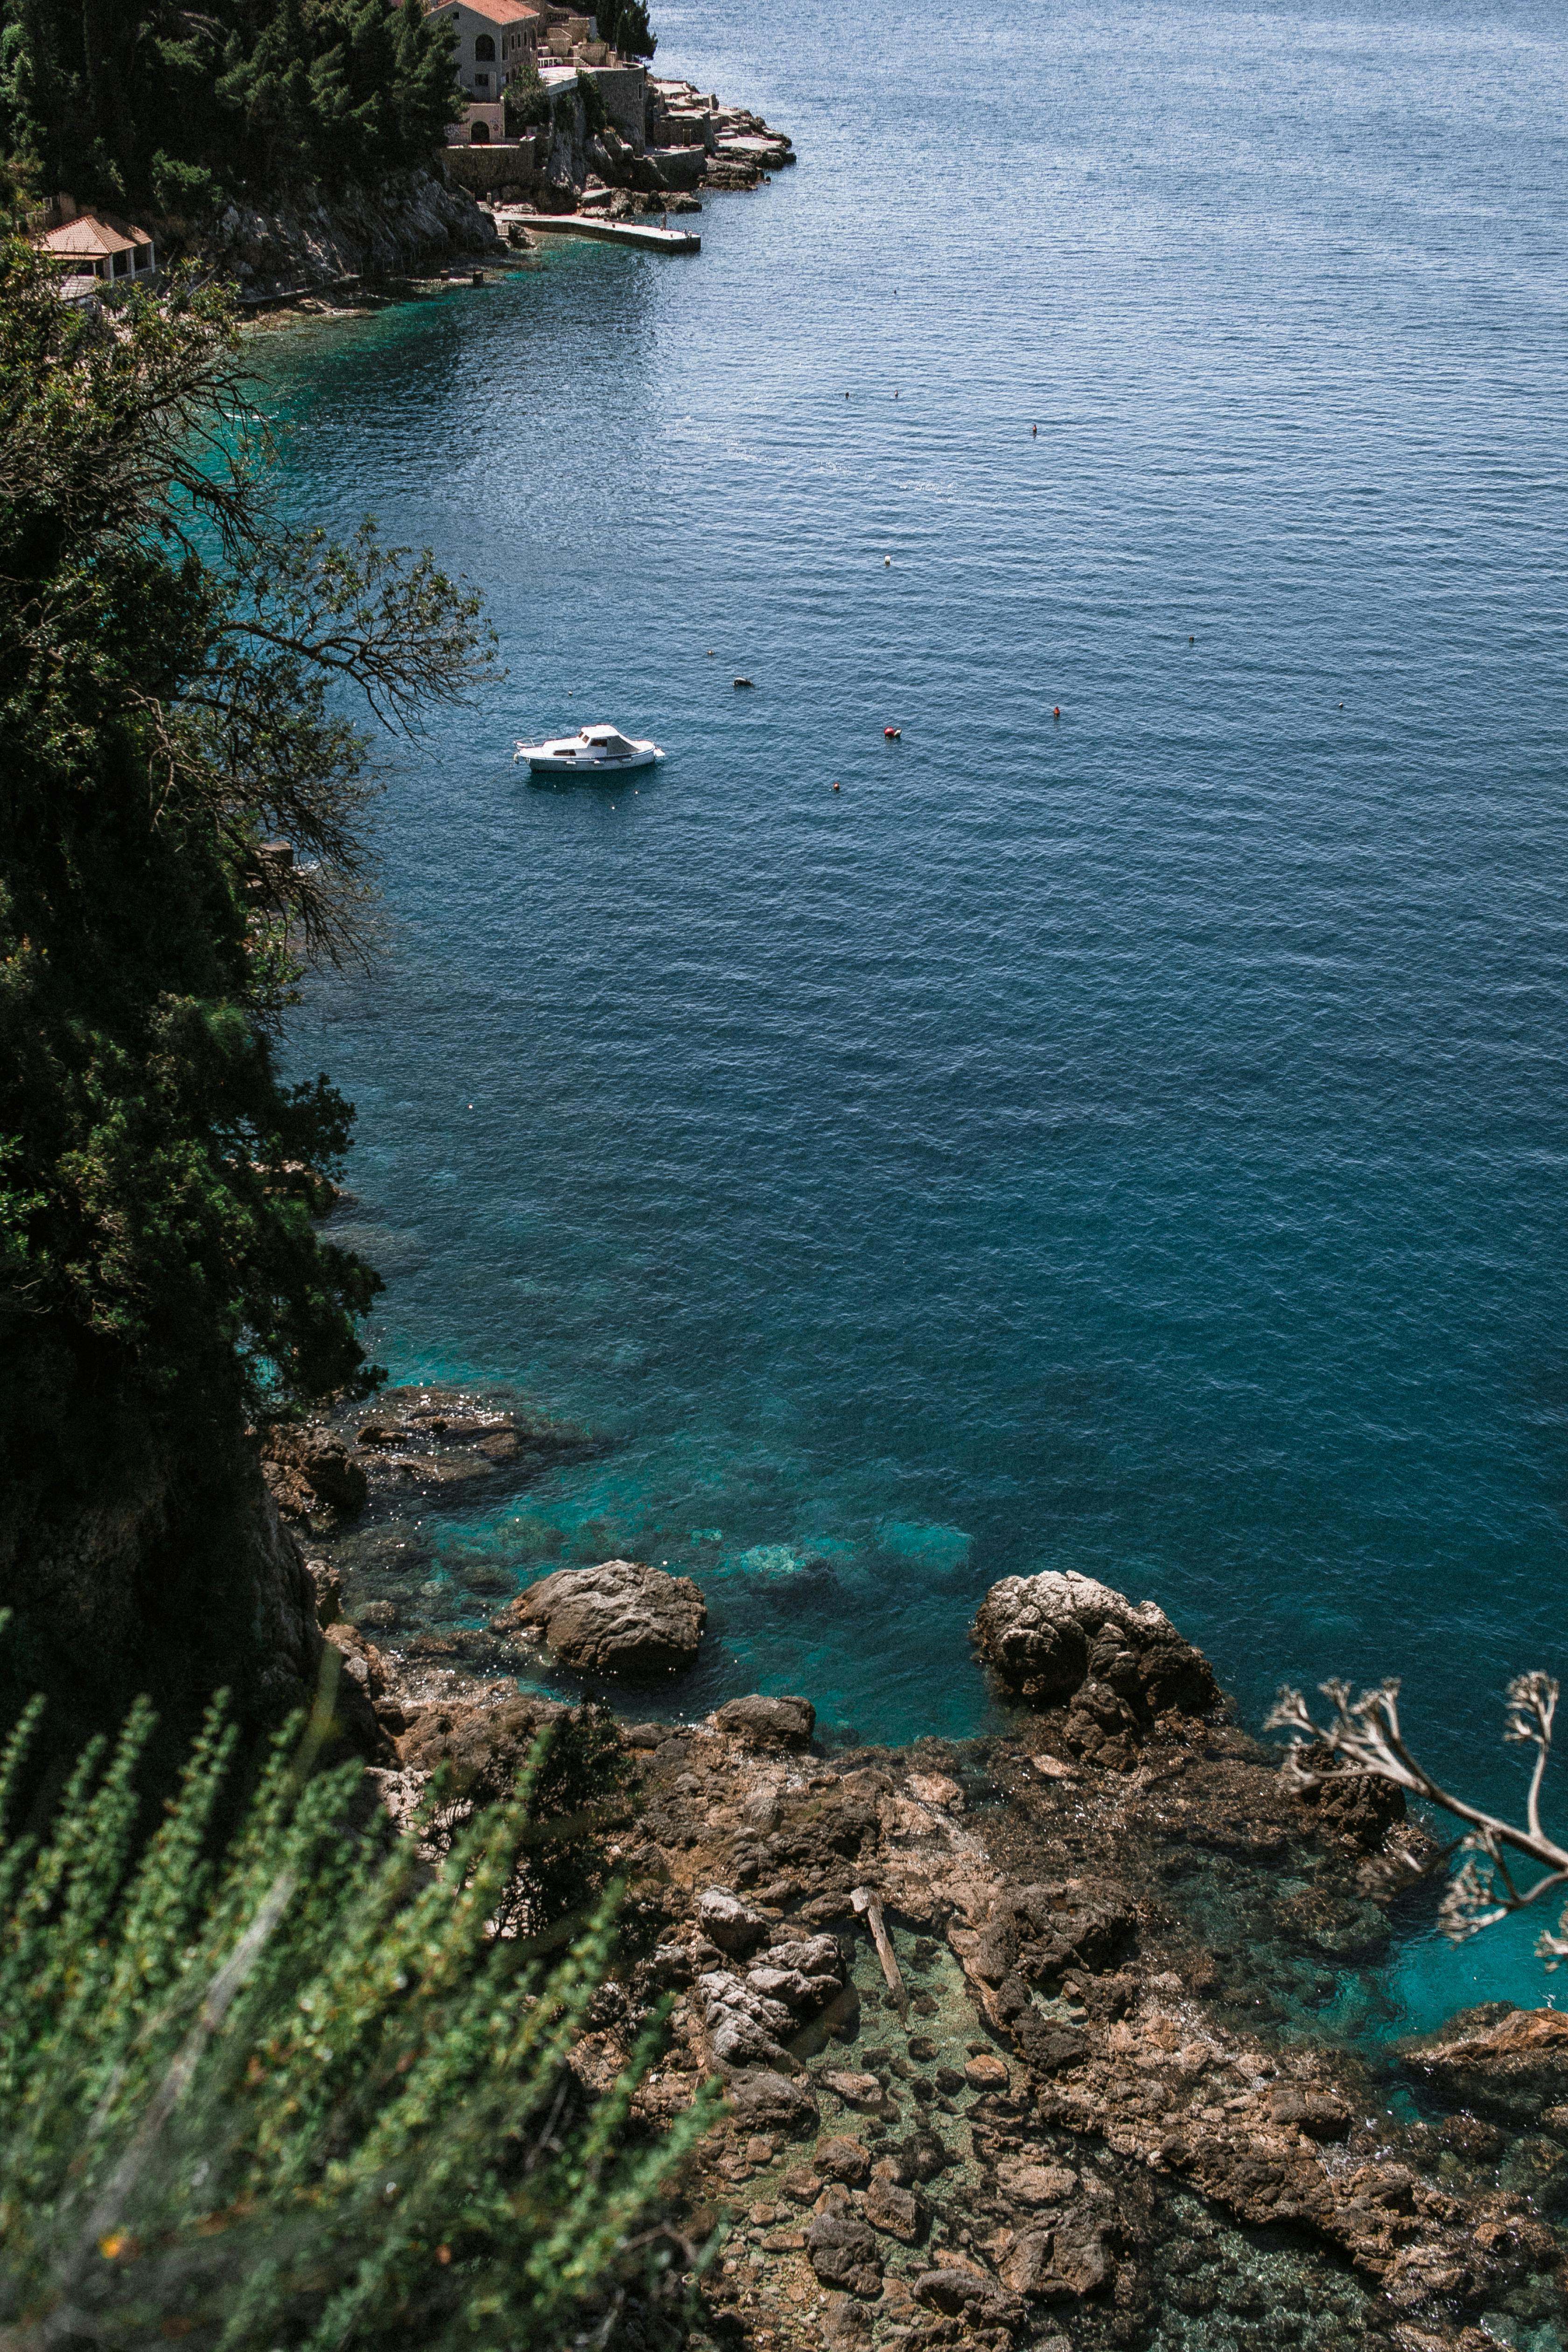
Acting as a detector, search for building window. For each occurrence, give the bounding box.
[471,120,491,140]
[475,33,496,57]
[473,70,490,85]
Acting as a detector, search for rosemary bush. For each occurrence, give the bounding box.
[0,1682,715,2350]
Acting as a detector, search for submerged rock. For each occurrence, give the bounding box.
[496,1557,707,1677]
[971,1567,1218,1717]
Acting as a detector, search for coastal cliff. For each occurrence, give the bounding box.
[271,1392,1568,2352]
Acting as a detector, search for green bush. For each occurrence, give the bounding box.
[149,151,221,217]
[575,68,608,136]
[0,1677,717,2348]
[503,59,551,136]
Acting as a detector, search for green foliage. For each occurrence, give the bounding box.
[150,149,222,217]
[603,0,656,61]
[425,1703,642,1943]
[0,243,498,1729]
[0,0,462,209]
[575,67,608,136]
[503,56,550,137]
[0,1678,718,2349]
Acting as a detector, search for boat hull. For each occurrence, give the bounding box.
[517,745,665,775]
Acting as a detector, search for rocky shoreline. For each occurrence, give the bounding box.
[255,1386,1568,2352]
[151,74,796,312]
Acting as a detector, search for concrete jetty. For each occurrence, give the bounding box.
[509,215,700,254]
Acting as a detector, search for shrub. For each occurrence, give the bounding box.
[503,59,551,136]
[0,1675,717,2349]
[150,151,221,217]
[575,67,608,136]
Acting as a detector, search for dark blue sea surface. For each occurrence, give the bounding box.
[265,0,1568,2034]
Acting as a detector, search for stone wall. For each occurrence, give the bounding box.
[580,63,648,143]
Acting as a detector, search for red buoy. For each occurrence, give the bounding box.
[884,725,901,740]
[832,780,841,791]
[1053,705,1061,719]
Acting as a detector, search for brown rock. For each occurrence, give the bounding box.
[815,2136,872,2184]
[261,1427,368,1519]
[394,1691,567,1789]
[1402,2004,1568,2126]
[996,2160,1078,2206]
[714,1693,816,1748]
[997,2231,1056,2296]
[805,2210,883,2295]
[964,2052,1010,2091]
[823,2069,884,2107]
[1267,2084,1351,2141]
[971,1568,1217,1716]
[861,2177,921,2241]
[728,2068,819,2137]
[912,2267,1021,2326]
[496,1558,706,1677]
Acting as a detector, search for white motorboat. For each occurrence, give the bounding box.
[513,723,665,776]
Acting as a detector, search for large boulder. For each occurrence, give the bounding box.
[714,1693,816,1748]
[497,1558,706,1677]
[697,1884,770,1956]
[971,1570,1217,1716]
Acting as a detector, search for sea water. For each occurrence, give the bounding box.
[263,0,1568,2033]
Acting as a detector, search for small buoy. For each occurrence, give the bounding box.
[884,555,891,567]
[707,649,715,656]
[894,389,899,399]
[1189,635,1195,644]
[1339,701,1344,708]
[1031,424,1037,436]
[844,391,850,399]
[832,781,840,791]
[734,676,754,688]
[1052,706,1061,719]
[884,726,901,740]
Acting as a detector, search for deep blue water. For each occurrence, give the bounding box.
[265,0,1568,2031]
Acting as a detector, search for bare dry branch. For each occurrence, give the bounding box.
[1266,1671,1568,1962]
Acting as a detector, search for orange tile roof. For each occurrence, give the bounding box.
[35,215,150,260]
[431,0,539,20]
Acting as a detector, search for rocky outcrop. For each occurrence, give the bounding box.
[1401,2002,1568,2127]
[714,1694,816,1749]
[260,1426,368,1528]
[971,1567,1219,1724]
[332,1624,1561,2352]
[450,75,794,222]
[493,1558,707,1677]
[183,164,503,300]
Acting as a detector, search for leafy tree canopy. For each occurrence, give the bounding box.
[0,0,462,211]
[0,245,496,1729]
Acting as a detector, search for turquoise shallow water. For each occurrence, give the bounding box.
[268,0,1568,2030]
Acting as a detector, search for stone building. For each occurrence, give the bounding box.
[427,0,541,140]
